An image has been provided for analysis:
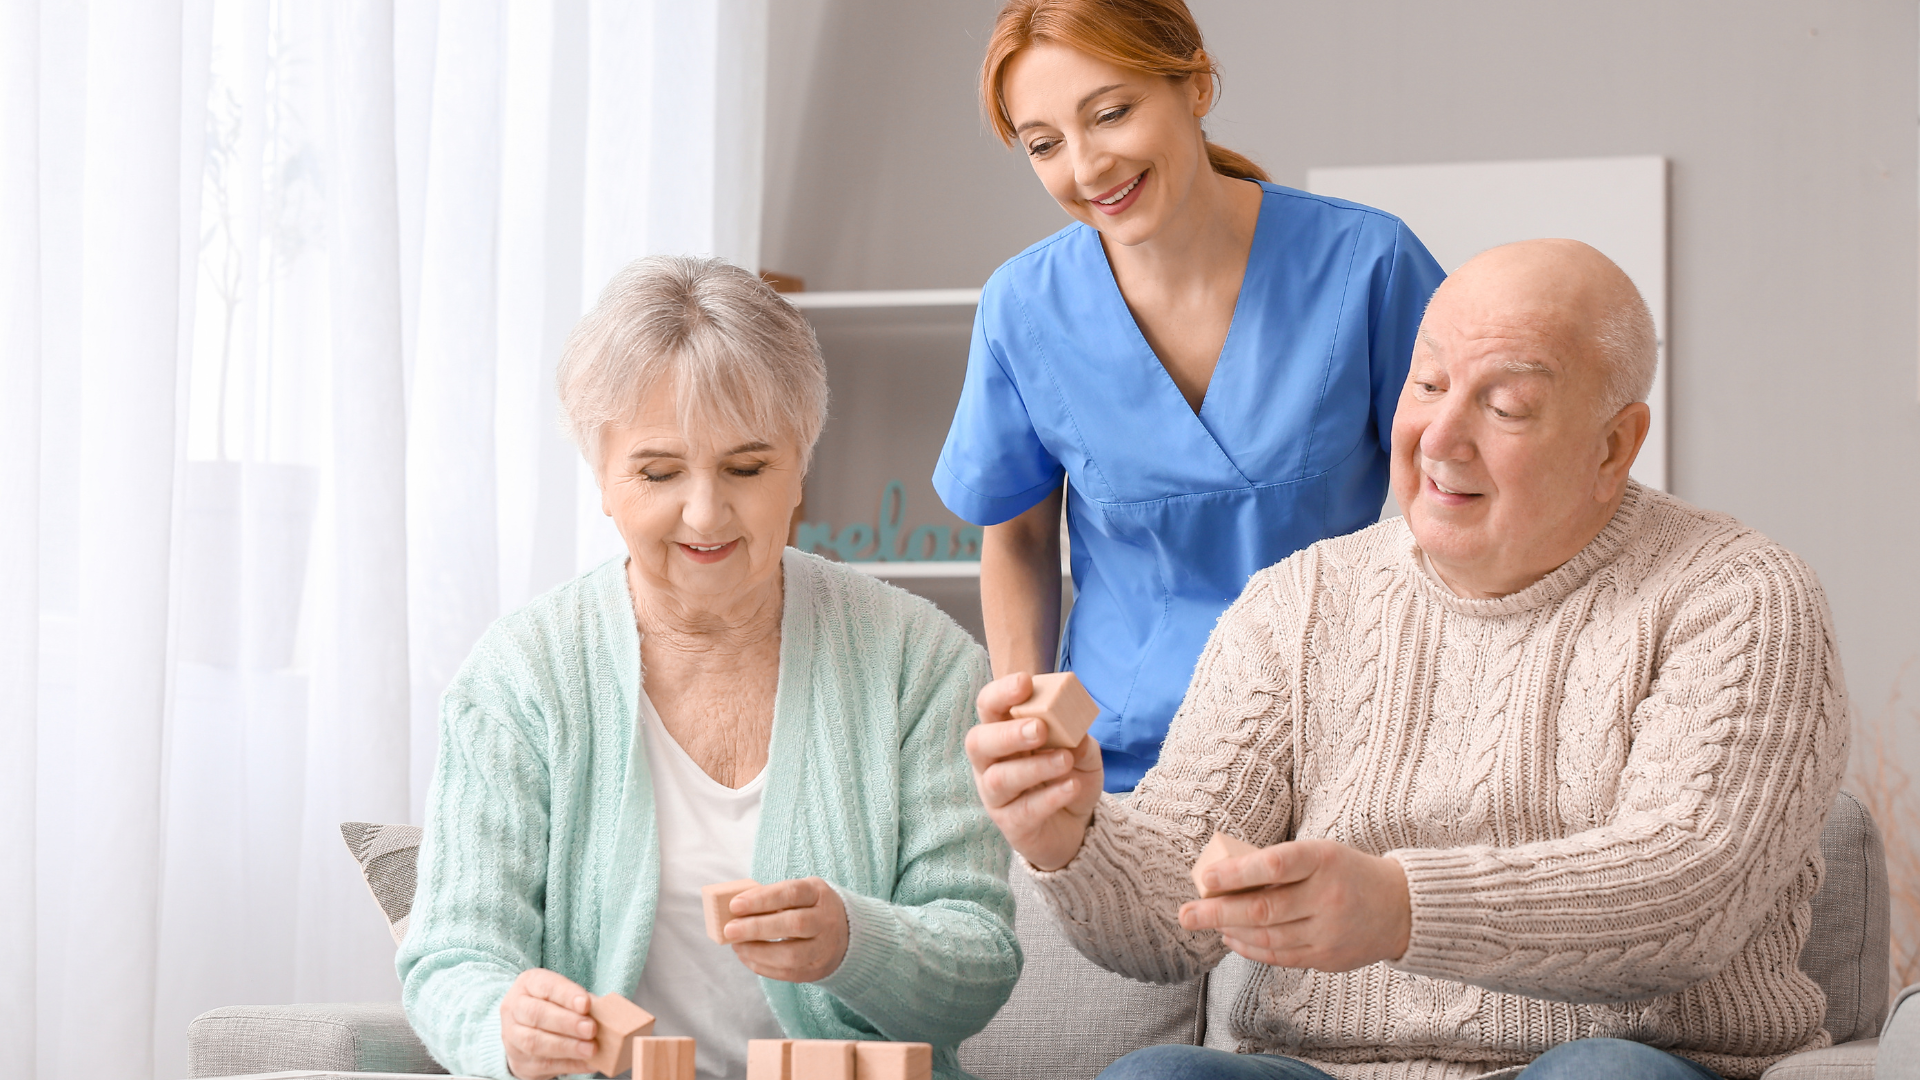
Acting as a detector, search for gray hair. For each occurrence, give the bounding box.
[1591,284,1658,419]
[556,255,828,479]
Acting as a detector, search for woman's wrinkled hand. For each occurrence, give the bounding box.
[965,672,1103,872]
[722,876,850,983]
[499,967,597,1080]
[1176,838,1412,972]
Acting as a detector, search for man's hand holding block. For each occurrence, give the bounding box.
[853,1041,933,1080]
[747,1038,794,1080]
[1008,672,1098,749]
[790,1039,857,1080]
[633,1036,695,1080]
[586,993,656,1077]
[702,878,759,944]
[1190,832,1259,899]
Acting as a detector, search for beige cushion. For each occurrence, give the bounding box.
[959,867,1205,1080]
[340,821,422,945]
[1762,1038,1878,1080]
[1804,792,1891,1043]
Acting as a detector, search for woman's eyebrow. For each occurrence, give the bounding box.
[724,442,773,455]
[1012,82,1128,134]
[626,447,683,460]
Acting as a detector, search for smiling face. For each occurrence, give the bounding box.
[1390,242,1651,598]
[599,383,806,614]
[999,43,1214,247]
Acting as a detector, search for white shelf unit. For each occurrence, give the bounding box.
[787,288,982,310]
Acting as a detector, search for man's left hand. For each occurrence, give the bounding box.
[1179,838,1412,972]
[722,876,850,983]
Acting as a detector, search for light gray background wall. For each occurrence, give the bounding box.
[763,0,1920,765]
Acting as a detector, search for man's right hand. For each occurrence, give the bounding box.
[966,672,1104,871]
[499,967,596,1080]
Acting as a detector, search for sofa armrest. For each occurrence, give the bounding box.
[186,1002,445,1077]
[1879,985,1920,1080]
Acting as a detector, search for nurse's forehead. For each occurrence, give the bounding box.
[1003,46,1152,127]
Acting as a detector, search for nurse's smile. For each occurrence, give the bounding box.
[1090,170,1148,215]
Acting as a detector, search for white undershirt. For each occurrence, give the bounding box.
[631,689,785,1080]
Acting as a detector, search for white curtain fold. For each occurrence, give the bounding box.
[1,2,768,1077]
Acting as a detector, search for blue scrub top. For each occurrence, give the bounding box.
[933,182,1444,791]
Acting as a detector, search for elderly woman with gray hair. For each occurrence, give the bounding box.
[396,256,1018,1080]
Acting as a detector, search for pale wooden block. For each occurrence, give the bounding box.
[587,993,656,1077]
[702,877,759,944]
[1190,832,1259,899]
[1007,672,1099,749]
[853,1041,932,1080]
[790,1039,857,1080]
[633,1036,695,1080]
[747,1038,795,1080]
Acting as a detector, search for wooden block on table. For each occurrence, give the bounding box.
[702,877,759,944]
[853,1041,932,1080]
[632,1036,695,1080]
[1007,672,1099,749]
[790,1039,857,1080]
[587,993,657,1077]
[747,1038,795,1080]
[1190,832,1259,899]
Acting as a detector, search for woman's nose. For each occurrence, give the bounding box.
[682,475,729,533]
[1072,140,1114,192]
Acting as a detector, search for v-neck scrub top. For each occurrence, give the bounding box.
[933,181,1444,791]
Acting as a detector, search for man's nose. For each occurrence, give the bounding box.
[1419,399,1475,463]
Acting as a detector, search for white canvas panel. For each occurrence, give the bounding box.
[1307,156,1669,490]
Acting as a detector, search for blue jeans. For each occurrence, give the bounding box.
[1097,1040,1723,1080]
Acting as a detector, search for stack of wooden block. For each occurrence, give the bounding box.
[749,1038,933,1080]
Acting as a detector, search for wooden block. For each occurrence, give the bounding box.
[702,877,759,944]
[790,1039,857,1080]
[1190,832,1260,899]
[632,1036,695,1080]
[747,1039,795,1080]
[853,1041,932,1080]
[587,993,656,1077]
[1007,672,1099,749]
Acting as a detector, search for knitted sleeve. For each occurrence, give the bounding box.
[1390,545,1850,1002]
[813,606,1021,1047]
[1026,563,1303,984]
[396,671,551,1080]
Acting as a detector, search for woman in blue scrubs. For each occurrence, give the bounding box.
[935,0,1444,791]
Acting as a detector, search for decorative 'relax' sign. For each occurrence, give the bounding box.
[797,480,983,562]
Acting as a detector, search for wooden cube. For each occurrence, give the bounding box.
[1007,672,1099,749]
[1190,832,1259,899]
[587,993,656,1077]
[747,1039,795,1080]
[853,1041,932,1080]
[702,878,760,944]
[632,1036,695,1080]
[790,1039,857,1080]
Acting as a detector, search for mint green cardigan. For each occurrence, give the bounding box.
[396,551,1019,1080]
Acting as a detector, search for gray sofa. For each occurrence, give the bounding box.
[189,792,1914,1080]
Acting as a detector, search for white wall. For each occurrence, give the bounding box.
[762,0,1920,768]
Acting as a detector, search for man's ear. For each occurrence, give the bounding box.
[1595,401,1651,501]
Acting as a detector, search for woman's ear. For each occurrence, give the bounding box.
[1188,54,1216,117]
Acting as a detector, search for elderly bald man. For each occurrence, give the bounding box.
[968,240,1850,1080]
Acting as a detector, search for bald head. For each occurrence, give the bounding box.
[1432,239,1656,419]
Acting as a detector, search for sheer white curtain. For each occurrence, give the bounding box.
[0,2,767,1078]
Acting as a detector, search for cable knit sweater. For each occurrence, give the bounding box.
[1031,482,1849,1080]
[398,550,1018,1080]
